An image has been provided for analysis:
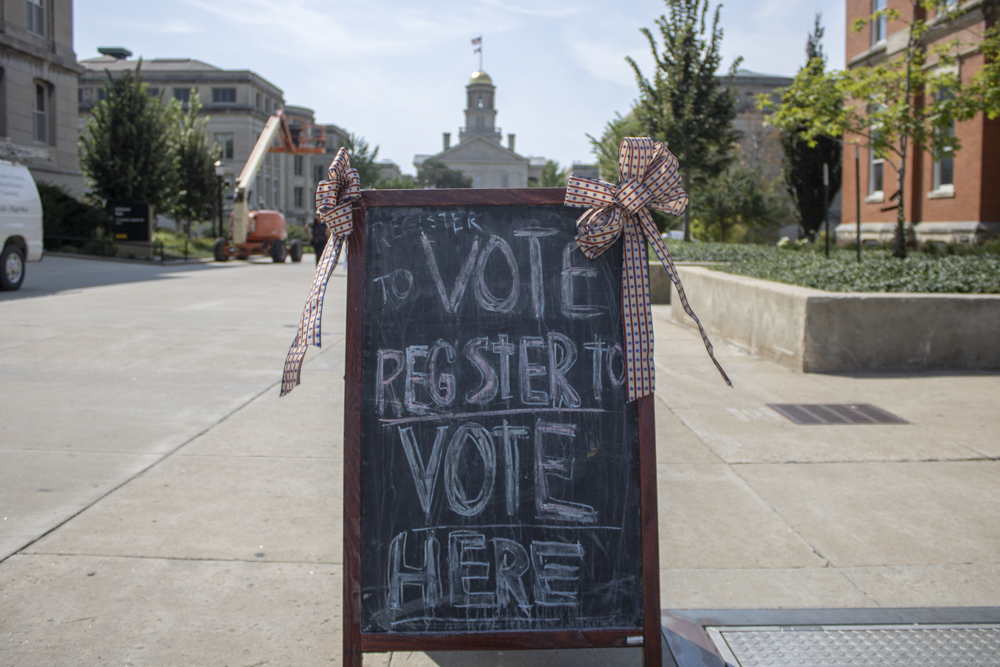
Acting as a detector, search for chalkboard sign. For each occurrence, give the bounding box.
[343,189,660,666]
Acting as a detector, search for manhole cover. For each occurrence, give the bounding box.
[708,624,1000,666]
[769,403,907,425]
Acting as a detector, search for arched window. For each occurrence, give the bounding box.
[477,96,483,109]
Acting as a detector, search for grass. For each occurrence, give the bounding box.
[656,240,1000,294]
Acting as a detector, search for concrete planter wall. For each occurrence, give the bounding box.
[669,266,1000,373]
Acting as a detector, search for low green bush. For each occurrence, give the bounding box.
[38,183,112,241]
[654,240,1000,293]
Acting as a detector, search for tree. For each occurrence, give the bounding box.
[627,0,741,241]
[80,62,176,212]
[692,154,783,243]
[776,14,842,241]
[588,111,645,183]
[378,174,419,189]
[539,160,569,187]
[167,92,220,236]
[764,1,1000,257]
[343,133,382,188]
[416,159,473,188]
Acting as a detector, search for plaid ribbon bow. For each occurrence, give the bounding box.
[280,147,361,396]
[564,137,732,401]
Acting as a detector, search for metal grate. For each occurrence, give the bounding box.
[708,624,1000,666]
[768,403,908,425]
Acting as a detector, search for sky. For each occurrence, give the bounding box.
[75,0,846,176]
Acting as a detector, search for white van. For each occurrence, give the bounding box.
[0,160,43,290]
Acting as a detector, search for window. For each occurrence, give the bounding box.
[255,92,261,110]
[502,174,509,188]
[294,187,304,208]
[869,148,884,196]
[477,96,484,109]
[214,133,234,160]
[314,164,326,183]
[147,87,160,98]
[26,0,44,36]
[173,88,191,104]
[97,88,107,101]
[294,155,303,176]
[871,0,887,46]
[932,89,955,191]
[212,87,236,104]
[474,174,483,188]
[265,98,272,113]
[33,83,47,143]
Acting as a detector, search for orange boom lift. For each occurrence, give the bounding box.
[214,110,326,262]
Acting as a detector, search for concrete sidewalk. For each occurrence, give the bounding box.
[1,256,998,666]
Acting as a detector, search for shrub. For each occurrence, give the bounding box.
[38,183,112,240]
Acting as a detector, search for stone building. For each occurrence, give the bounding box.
[415,71,545,187]
[0,0,84,196]
[78,51,353,229]
[79,51,288,224]
[838,0,999,244]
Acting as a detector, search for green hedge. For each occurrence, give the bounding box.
[656,241,1000,294]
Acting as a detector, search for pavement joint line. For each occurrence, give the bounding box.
[0,378,281,567]
[16,552,344,566]
[836,568,885,608]
[726,461,834,570]
[0,340,344,567]
[729,457,999,465]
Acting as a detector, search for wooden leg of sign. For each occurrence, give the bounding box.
[343,205,367,667]
[637,394,662,667]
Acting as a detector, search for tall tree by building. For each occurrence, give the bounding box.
[168,92,220,237]
[588,111,645,184]
[777,14,842,241]
[79,63,176,213]
[627,0,741,241]
[343,133,382,189]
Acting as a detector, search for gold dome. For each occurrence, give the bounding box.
[469,70,493,86]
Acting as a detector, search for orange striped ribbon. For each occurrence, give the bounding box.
[280,148,361,396]
[564,137,732,401]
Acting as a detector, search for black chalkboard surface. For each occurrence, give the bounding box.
[342,189,660,665]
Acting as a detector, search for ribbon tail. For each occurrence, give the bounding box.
[640,213,733,388]
[280,237,346,396]
[621,219,655,402]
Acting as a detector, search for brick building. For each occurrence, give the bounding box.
[837,0,999,244]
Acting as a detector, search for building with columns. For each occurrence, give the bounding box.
[415,71,545,187]
[0,0,84,196]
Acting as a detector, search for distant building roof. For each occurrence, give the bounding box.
[79,56,223,72]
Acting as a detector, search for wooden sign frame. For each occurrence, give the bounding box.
[342,188,661,666]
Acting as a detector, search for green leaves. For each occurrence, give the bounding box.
[80,62,175,212]
[539,160,569,188]
[627,0,741,186]
[80,64,220,229]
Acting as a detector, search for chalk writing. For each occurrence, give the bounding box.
[360,205,642,634]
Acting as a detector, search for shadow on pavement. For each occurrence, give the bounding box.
[0,254,231,302]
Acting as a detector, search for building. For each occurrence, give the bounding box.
[0,0,84,196]
[838,0,999,244]
[727,69,793,135]
[79,51,337,229]
[415,71,545,187]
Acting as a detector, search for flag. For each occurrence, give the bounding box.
[474,47,481,53]
[471,36,482,46]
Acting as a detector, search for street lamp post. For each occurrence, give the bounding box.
[214,160,225,238]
